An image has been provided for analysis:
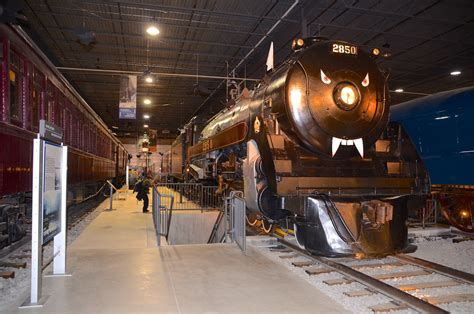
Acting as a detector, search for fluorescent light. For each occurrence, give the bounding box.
[146,25,160,36]
[144,98,151,105]
[435,116,450,120]
[111,126,119,129]
[143,114,150,119]
[145,76,153,83]
[144,124,149,128]
[395,88,404,93]
[450,70,461,76]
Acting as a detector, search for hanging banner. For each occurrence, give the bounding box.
[119,75,137,119]
[147,129,157,152]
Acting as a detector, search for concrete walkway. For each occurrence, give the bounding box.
[12,193,347,313]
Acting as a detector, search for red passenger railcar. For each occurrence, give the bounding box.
[0,24,127,201]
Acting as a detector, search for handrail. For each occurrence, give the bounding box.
[106,180,120,191]
[71,182,107,202]
[105,180,124,211]
[153,185,175,245]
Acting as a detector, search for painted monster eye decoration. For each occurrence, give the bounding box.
[320,69,331,85]
[362,73,369,87]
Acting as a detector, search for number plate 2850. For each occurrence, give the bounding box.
[332,43,358,55]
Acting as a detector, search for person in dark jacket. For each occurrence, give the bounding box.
[134,173,151,213]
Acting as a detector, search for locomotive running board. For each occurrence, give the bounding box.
[276,177,413,194]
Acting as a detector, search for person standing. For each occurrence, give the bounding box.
[134,173,151,213]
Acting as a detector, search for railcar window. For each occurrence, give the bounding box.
[45,82,55,122]
[31,87,39,127]
[9,51,23,124]
[9,69,21,122]
[31,68,44,129]
[55,93,62,126]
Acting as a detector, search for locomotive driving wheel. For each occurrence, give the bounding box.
[438,193,474,233]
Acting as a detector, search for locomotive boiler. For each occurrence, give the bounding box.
[170,37,429,257]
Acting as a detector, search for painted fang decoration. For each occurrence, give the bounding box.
[332,137,364,158]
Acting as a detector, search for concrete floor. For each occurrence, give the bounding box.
[13,193,347,313]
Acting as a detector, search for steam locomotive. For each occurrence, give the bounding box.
[0,25,128,249]
[164,37,429,257]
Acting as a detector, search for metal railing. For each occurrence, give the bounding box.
[220,191,246,251]
[152,186,174,246]
[154,183,222,211]
[105,180,127,211]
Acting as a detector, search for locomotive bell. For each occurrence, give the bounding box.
[269,40,389,158]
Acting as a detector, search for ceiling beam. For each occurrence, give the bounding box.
[57,66,261,81]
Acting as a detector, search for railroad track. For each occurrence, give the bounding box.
[262,237,474,313]
[0,195,106,280]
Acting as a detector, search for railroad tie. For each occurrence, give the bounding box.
[305,267,333,275]
[0,271,15,279]
[452,238,472,243]
[422,293,474,305]
[346,280,461,297]
[292,260,315,268]
[397,280,461,292]
[323,277,353,285]
[271,248,293,253]
[369,301,408,312]
[344,288,375,297]
[0,261,27,268]
[350,261,406,269]
[372,270,431,280]
[279,253,300,259]
[10,254,31,259]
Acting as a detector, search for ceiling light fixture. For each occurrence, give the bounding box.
[144,98,151,105]
[146,25,160,36]
[145,76,153,83]
[450,70,461,76]
[395,88,404,93]
[144,124,149,128]
[144,114,150,119]
[111,126,119,129]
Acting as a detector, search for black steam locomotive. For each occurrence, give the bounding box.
[165,37,429,257]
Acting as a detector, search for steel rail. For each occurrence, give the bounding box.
[395,254,474,284]
[278,239,448,314]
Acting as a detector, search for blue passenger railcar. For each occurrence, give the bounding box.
[391,87,474,186]
[391,87,474,232]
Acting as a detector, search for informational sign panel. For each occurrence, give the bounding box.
[119,75,137,119]
[42,142,63,244]
[22,127,69,308]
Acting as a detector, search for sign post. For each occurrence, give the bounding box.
[20,121,69,308]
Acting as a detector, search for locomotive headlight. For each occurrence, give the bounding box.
[333,83,360,110]
[341,86,356,105]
